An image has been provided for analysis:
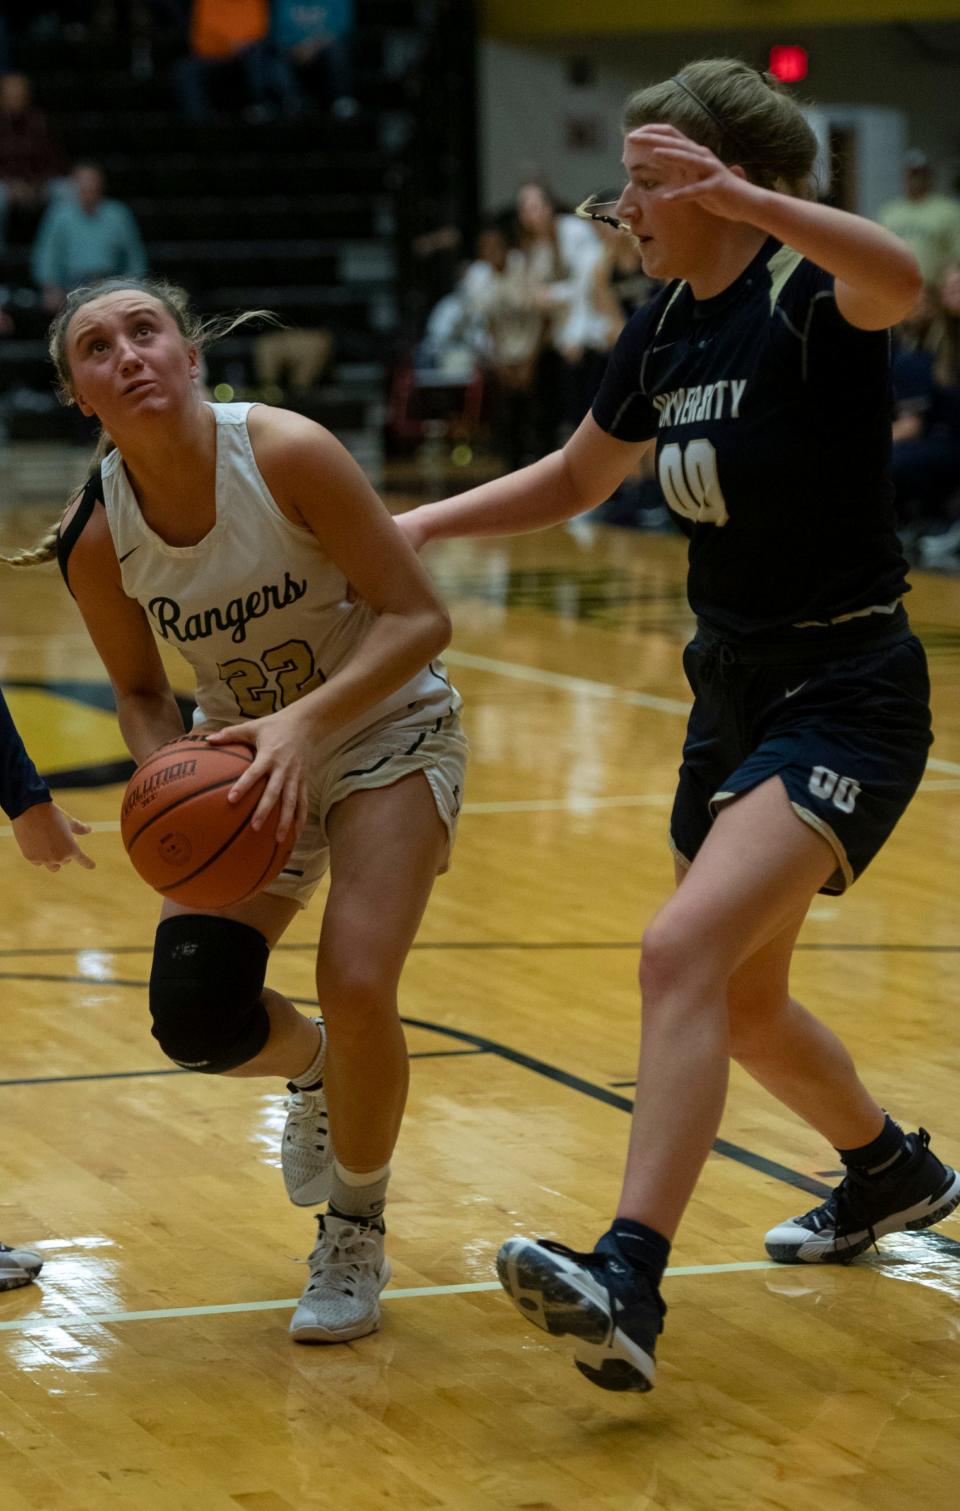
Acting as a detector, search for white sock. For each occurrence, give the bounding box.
[329,1159,390,1221]
[290,1017,326,1090]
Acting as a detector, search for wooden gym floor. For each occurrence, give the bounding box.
[1,492,959,1510]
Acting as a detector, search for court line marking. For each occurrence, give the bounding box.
[0,1262,781,1334]
[926,756,960,776]
[443,649,694,715]
[2,766,958,845]
[0,793,677,838]
[442,649,960,780]
[0,1047,488,1088]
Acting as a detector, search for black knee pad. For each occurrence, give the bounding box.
[149,915,271,1073]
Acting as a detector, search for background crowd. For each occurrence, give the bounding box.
[2,3,960,568]
[406,144,960,566]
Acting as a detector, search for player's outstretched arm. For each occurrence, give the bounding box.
[397,414,652,553]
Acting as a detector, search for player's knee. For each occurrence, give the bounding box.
[149,915,271,1073]
[638,909,731,1004]
[638,911,696,1000]
[316,960,397,1033]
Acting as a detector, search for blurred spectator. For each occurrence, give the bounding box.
[890,282,960,563]
[878,150,960,287]
[254,325,333,396]
[0,73,65,250]
[415,279,481,377]
[31,161,147,311]
[461,220,547,467]
[271,0,357,119]
[513,179,605,450]
[175,0,299,121]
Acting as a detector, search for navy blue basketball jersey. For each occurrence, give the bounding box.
[592,236,909,643]
[0,688,49,821]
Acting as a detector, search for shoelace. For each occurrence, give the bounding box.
[305,1222,381,1297]
[284,1088,329,1138]
[816,1131,927,1252]
[826,1179,879,1252]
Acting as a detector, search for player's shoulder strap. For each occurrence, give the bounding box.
[765,243,808,318]
[56,465,104,595]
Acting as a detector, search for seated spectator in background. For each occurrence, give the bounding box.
[890,282,960,564]
[31,161,147,311]
[879,150,960,287]
[461,220,547,467]
[175,0,298,121]
[272,0,357,119]
[254,324,333,397]
[0,73,64,250]
[513,179,605,451]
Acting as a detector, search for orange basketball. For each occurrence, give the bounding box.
[120,735,296,909]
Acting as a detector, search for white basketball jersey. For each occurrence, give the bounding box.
[100,403,459,758]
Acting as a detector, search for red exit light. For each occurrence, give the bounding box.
[769,45,809,83]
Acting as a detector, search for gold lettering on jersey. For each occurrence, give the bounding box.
[653,378,747,427]
[148,571,308,645]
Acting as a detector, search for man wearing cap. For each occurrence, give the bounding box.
[879,151,960,286]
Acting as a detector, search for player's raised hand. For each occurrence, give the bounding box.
[628,124,758,221]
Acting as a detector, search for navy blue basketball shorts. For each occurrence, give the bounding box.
[670,630,933,895]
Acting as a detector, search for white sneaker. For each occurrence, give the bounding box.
[289,1214,391,1343]
[0,1240,43,1291]
[281,1019,333,1206]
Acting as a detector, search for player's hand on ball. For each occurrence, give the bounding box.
[627,123,758,220]
[207,713,309,843]
[12,803,96,871]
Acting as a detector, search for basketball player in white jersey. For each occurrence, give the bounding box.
[5,275,467,1343]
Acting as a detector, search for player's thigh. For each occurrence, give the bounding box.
[318,771,448,992]
[647,776,834,982]
[675,852,806,1021]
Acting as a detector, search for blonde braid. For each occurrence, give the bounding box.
[0,519,63,568]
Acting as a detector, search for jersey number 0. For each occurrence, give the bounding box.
[658,440,729,527]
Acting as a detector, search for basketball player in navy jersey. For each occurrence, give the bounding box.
[0,685,94,1290]
[395,58,960,1393]
[3,276,467,1344]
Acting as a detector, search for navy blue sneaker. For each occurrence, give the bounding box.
[765,1129,960,1263]
[496,1231,665,1392]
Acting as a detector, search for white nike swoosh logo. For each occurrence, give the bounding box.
[784,680,809,698]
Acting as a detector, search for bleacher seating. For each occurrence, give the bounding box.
[0,1,477,460]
